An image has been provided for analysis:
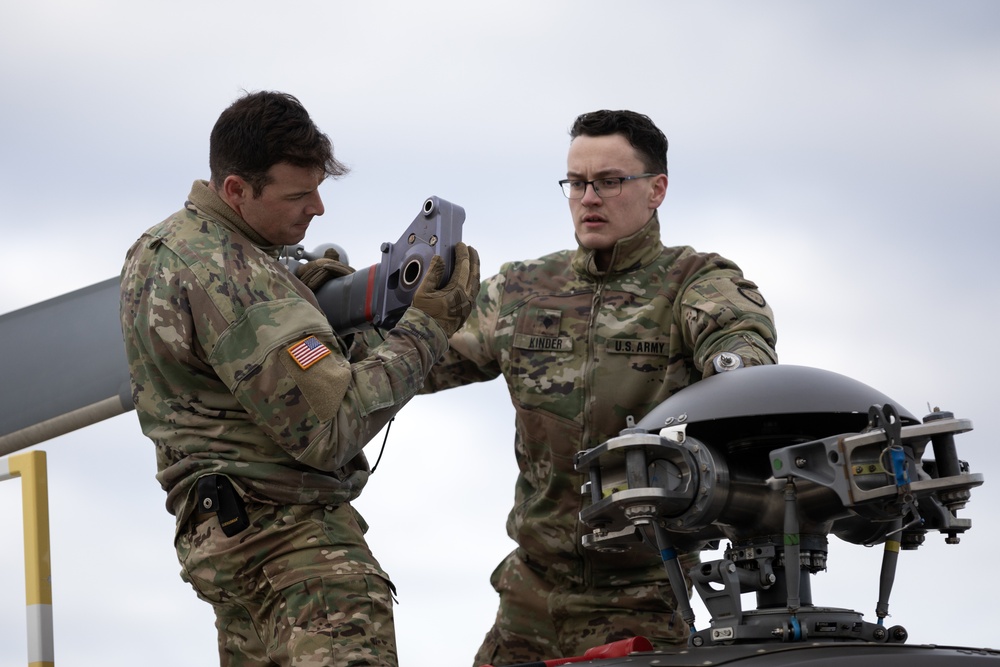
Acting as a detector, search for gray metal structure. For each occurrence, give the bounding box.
[0,277,132,456]
[570,364,993,666]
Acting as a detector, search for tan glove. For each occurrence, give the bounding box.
[296,248,355,292]
[411,242,481,337]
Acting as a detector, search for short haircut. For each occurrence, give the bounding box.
[209,90,349,196]
[570,110,668,176]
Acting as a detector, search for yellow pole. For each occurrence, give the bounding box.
[1,451,55,667]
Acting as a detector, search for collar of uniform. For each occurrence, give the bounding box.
[572,211,663,277]
[186,180,284,257]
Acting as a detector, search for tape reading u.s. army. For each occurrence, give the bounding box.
[606,339,670,355]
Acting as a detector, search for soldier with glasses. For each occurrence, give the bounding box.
[423,109,779,665]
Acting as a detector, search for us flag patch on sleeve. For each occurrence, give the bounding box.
[287,335,331,370]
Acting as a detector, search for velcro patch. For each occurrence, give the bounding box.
[737,284,766,308]
[532,309,562,336]
[287,335,331,370]
[513,333,574,352]
[606,339,670,356]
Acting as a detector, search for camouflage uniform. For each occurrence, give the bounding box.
[120,181,449,666]
[422,213,778,665]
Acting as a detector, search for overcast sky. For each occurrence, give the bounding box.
[1,1,998,665]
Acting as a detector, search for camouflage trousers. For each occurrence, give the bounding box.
[472,550,695,667]
[175,500,397,667]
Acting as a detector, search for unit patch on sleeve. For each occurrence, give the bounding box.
[287,335,332,370]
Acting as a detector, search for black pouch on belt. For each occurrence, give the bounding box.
[196,475,250,537]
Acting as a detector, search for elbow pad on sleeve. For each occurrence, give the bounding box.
[344,357,396,416]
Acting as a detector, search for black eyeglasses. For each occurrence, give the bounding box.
[558,173,657,199]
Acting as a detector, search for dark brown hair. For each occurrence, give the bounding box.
[570,110,668,176]
[209,91,349,196]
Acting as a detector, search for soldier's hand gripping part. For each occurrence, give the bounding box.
[412,241,481,337]
[296,195,469,335]
[296,246,355,291]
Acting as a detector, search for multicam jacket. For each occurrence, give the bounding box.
[424,213,778,583]
[120,181,448,531]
